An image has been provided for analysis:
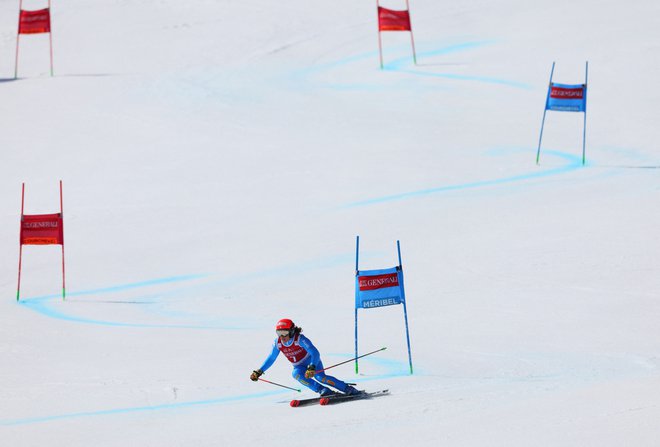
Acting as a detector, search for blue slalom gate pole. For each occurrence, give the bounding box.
[355,235,360,274]
[582,61,589,165]
[354,235,360,374]
[398,240,414,374]
[536,62,556,165]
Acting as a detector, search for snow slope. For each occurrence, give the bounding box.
[1,0,660,445]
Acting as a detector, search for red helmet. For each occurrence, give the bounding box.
[276,318,294,331]
[276,318,295,337]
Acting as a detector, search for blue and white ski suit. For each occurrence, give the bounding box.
[258,332,352,394]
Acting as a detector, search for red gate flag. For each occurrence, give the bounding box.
[17,181,66,301]
[15,0,54,78]
[376,1,417,68]
[378,7,411,31]
[18,8,51,34]
[20,213,63,245]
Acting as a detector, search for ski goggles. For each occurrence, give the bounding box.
[276,329,291,337]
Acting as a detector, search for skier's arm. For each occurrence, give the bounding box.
[258,339,280,372]
[298,334,321,367]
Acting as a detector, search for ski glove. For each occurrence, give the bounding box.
[250,369,263,382]
[304,365,316,379]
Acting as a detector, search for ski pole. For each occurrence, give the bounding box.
[315,347,387,374]
[258,378,301,392]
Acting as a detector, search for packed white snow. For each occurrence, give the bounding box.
[1,0,659,445]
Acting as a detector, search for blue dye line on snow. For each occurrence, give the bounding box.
[1,355,406,426]
[22,274,209,301]
[194,253,354,290]
[0,390,284,426]
[382,41,531,89]
[293,40,528,90]
[16,255,355,328]
[16,274,239,329]
[18,297,237,330]
[394,68,531,88]
[18,299,246,330]
[343,149,584,208]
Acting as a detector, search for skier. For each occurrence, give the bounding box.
[250,318,360,396]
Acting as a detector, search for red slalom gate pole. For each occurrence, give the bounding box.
[315,347,387,374]
[48,0,54,76]
[59,180,65,299]
[15,0,23,79]
[17,183,25,301]
[258,378,301,392]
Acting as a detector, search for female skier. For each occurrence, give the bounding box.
[250,318,359,396]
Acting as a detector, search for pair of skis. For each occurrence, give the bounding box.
[290,389,389,407]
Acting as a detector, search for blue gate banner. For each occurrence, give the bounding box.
[354,237,413,374]
[546,82,586,112]
[355,267,405,309]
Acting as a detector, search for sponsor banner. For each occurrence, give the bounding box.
[19,9,51,35]
[355,267,404,309]
[546,82,586,112]
[21,213,63,245]
[358,272,399,291]
[550,86,584,99]
[378,7,411,31]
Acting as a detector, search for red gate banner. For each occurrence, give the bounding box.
[376,2,416,68]
[18,8,51,35]
[378,7,411,31]
[16,181,66,301]
[21,213,64,245]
